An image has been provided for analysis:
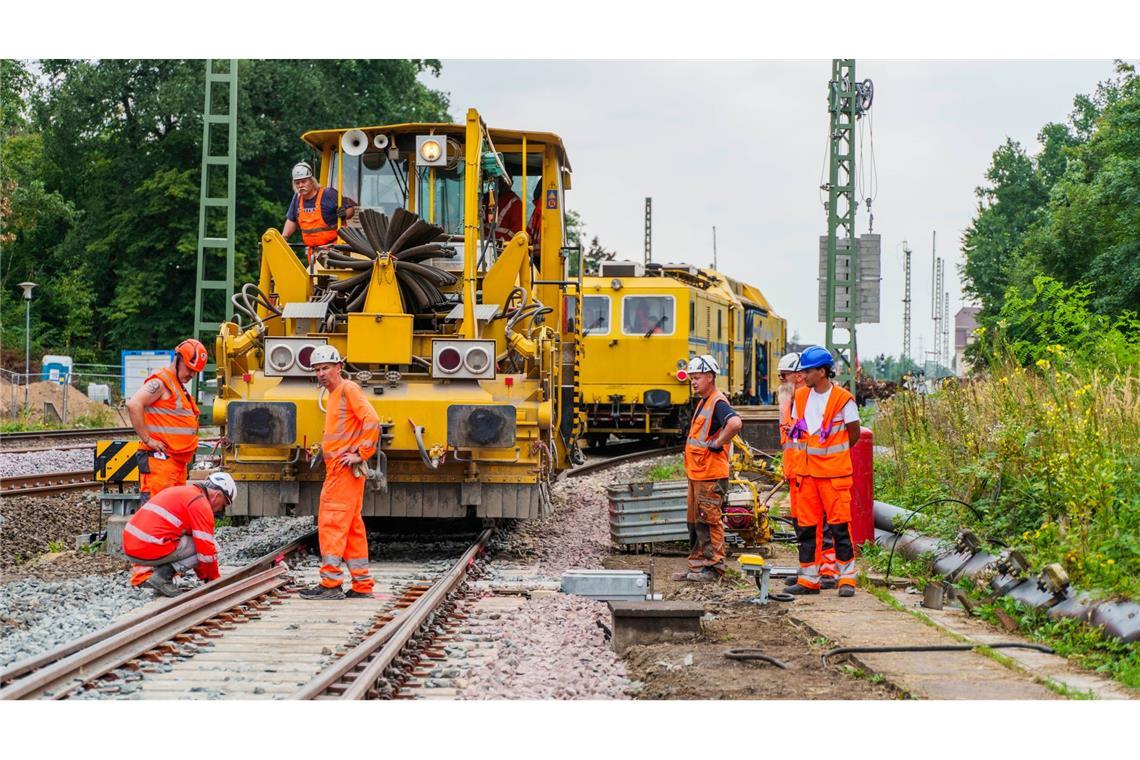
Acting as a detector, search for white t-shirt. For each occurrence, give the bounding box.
[794,385,859,435]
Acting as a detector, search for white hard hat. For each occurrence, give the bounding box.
[309,344,343,366]
[291,162,314,181]
[205,472,236,505]
[686,354,720,375]
[778,352,801,373]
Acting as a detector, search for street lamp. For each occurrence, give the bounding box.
[18,282,36,414]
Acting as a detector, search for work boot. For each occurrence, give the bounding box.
[783,575,800,587]
[684,569,721,583]
[299,584,345,600]
[820,577,838,590]
[345,589,372,599]
[838,585,855,598]
[671,571,690,581]
[784,583,820,596]
[144,565,181,598]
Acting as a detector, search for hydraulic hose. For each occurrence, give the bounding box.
[821,641,1053,666]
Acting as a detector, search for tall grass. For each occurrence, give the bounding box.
[875,350,1140,601]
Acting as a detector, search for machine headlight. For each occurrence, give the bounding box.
[419,138,442,163]
[267,343,295,373]
[464,346,491,374]
[437,346,462,374]
[296,344,318,372]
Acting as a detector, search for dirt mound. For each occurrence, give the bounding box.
[0,377,127,425]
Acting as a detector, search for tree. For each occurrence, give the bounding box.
[564,210,618,276]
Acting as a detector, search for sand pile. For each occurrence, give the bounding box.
[0,377,127,425]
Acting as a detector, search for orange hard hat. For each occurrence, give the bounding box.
[175,339,209,372]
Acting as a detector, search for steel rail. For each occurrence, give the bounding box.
[0,567,290,700]
[1,470,99,496]
[3,443,102,455]
[564,445,683,479]
[292,528,492,700]
[0,427,135,442]
[0,529,317,690]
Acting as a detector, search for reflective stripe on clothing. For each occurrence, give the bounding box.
[797,562,821,589]
[317,460,374,593]
[790,383,855,478]
[298,186,339,247]
[141,501,183,528]
[322,380,381,465]
[837,558,857,587]
[141,367,200,455]
[684,390,732,480]
[124,522,164,545]
[121,485,220,582]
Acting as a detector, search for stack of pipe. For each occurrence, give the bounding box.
[323,208,458,314]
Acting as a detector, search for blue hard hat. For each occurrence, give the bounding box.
[797,345,834,370]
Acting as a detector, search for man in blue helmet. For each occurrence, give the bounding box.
[784,346,862,597]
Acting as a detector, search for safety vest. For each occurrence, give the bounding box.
[779,385,806,478]
[789,383,855,478]
[122,485,220,580]
[684,389,732,480]
[493,193,522,242]
[297,187,339,247]
[323,380,381,466]
[142,366,200,455]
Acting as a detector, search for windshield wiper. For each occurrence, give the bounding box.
[582,316,605,336]
[644,315,668,338]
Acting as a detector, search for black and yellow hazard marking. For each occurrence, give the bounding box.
[95,440,141,482]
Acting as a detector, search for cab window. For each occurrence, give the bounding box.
[623,295,675,336]
[326,151,410,217]
[416,163,465,236]
[582,295,610,335]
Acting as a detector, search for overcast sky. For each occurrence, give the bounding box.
[423,60,1114,361]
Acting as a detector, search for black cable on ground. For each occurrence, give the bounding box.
[884,497,984,583]
[821,641,1053,665]
[723,649,789,669]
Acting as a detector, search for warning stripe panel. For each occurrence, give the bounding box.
[96,440,140,482]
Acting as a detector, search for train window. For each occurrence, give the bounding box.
[358,152,409,216]
[622,295,675,336]
[717,310,723,341]
[689,301,695,335]
[582,295,610,335]
[416,163,465,235]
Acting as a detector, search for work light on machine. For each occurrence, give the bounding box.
[463,345,491,374]
[417,135,446,166]
[267,343,296,373]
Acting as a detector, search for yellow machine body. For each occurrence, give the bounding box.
[577,265,785,443]
[214,109,579,519]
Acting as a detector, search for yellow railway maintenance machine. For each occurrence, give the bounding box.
[214,109,581,520]
[578,261,785,445]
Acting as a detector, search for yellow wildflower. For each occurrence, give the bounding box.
[1036,358,1051,369]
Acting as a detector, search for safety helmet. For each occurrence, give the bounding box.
[686,354,720,375]
[175,339,209,372]
[797,345,834,371]
[291,162,314,181]
[777,352,801,373]
[309,344,344,366]
[204,471,236,505]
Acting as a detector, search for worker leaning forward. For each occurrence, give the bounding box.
[673,354,742,583]
[281,161,357,265]
[124,473,235,595]
[126,339,208,503]
[785,346,861,598]
[300,345,381,600]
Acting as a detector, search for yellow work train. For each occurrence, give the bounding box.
[577,261,785,445]
[213,109,580,519]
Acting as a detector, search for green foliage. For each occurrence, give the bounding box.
[646,458,685,482]
[865,353,922,383]
[79,540,105,555]
[2,58,449,365]
[46,539,68,553]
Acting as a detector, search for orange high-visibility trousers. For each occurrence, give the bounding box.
[317,463,373,593]
[139,451,193,501]
[686,478,727,575]
[795,476,857,588]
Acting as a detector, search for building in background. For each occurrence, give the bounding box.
[954,306,981,377]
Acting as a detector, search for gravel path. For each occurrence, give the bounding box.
[0,447,94,478]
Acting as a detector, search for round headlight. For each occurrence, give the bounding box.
[419,138,442,163]
[268,344,295,372]
[464,346,491,374]
[437,346,462,374]
[296,344,317,371]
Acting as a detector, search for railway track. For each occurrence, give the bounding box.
[0,529,492,701]
[1,470,98,496]
[0,427,135,448]
[565,444,683,479]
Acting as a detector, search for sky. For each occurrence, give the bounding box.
[422,60,1115,362]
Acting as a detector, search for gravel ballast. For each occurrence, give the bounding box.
[0,448,94,479]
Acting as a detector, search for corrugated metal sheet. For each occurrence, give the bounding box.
[607,480,690,546]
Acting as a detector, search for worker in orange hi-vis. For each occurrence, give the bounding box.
[784,346,862,598]
[126,339,208,503]
[300,345,381,600]
[777,352,809,587]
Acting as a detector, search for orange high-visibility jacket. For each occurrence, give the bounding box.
[780,391,805,479]
[298,187,339,247]
[685,389,732,481]
[142,366,200,455]
[323,380,381,467]
[789,383,855,478]
[122,485,220,580]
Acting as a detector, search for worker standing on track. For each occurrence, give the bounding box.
[300,345,381,600]
[124,473,235,596]
[785,346,861,597]
[126,339,207,504]
[673,354,743,583]
[281,162,357,265]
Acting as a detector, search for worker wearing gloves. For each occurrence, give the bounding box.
[673,354,742,583]
[281,162,357,264]
[126,339,207,503]
[124,473,235,596]
[785,346,861,597]
[301,345,381,600]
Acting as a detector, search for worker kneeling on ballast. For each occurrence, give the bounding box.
[673,354,742,583]
[123,473,236,597]
[785,346,861,597]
